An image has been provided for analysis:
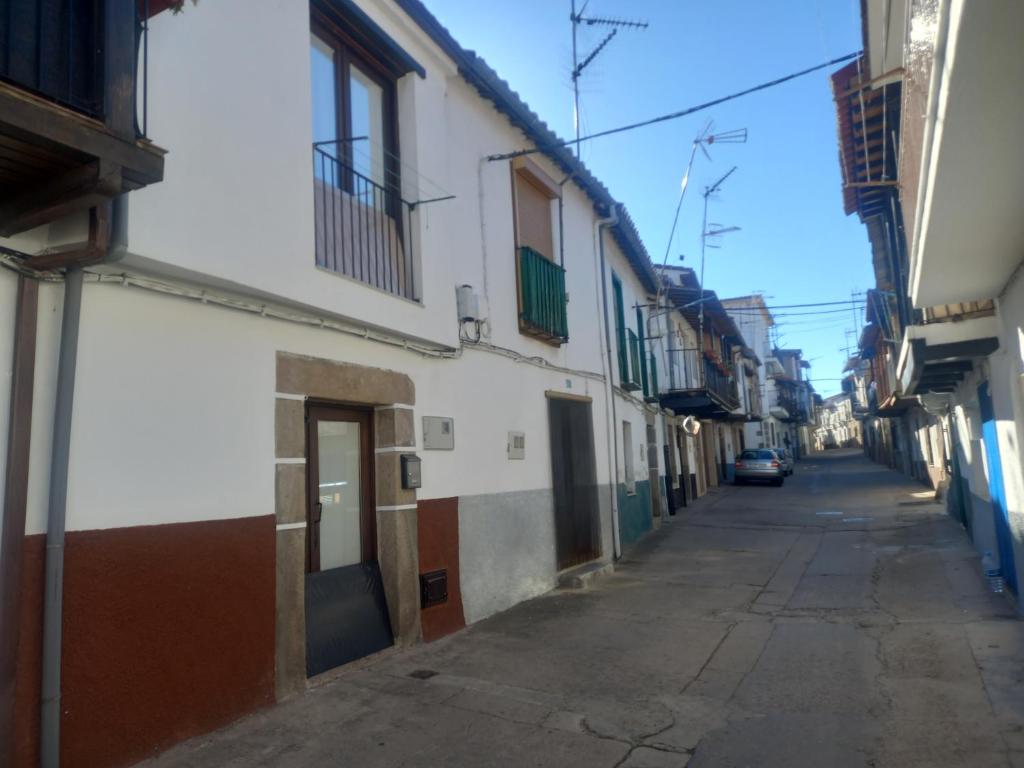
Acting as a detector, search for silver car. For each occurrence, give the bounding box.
[777,448,795,476]
[734,449,785,486]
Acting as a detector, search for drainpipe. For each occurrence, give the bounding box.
[596,205,621,559]
[0,273,39,766]
[40,196,125,768]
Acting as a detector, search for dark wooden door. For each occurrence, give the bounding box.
[304,404,392,677]
[548,397,601,570]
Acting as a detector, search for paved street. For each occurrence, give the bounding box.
[142,450,1024,768]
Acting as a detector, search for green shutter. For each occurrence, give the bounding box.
[649,353,658,397]
[518,246,568,342]
[612,274,627,381]
[636,305,649,397]
[626,330,642,391]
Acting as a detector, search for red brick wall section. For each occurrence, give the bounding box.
[13,534,43,767]
[14,516,276,768]
[416,498,466,642]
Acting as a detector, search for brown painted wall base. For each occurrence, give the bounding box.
[417,497,465,642]
[14,516,276,768]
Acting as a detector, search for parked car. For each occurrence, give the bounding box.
[777,448,795,476]
[734,449,785,486]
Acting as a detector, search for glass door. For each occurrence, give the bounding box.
[306,405,375,572]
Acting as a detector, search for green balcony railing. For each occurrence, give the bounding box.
[518,246,568,342]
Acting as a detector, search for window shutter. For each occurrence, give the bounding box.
[635,305,649,397]
[612,275,627,382]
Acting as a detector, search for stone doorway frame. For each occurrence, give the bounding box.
[273,352,420,699]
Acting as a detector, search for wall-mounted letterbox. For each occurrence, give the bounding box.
[401,453,421,489]
[420,569,448,607]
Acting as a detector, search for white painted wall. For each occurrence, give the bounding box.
[0,268,17,538]
[8,0,674,633]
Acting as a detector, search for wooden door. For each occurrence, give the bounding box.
[548,397,601,570]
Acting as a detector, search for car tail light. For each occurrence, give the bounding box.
[735,461,743,468]
[771,460,780,467]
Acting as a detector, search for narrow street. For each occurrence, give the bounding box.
[143,450,1024,768]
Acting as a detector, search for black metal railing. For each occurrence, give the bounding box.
[667,348,702,391]
[1,0,104,116]
[666,347,740,409]
[703,357,739,409]
[0,0,150,138]
[775,387,800,420]
[313,143,418,301]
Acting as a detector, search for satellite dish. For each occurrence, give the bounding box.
[682,416,701,436]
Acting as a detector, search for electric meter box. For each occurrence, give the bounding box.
[422,416,454,450]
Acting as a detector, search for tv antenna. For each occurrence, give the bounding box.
[658,122,746,275]
[698,165,740,355]
[570,1,648,157]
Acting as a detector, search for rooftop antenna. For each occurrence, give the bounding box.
[698,166,739,359]
[650,123,746,325]
[570,1,648,158]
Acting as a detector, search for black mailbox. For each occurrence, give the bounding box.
[401,453,421,489]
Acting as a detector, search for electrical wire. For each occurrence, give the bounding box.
[487,50,861,161]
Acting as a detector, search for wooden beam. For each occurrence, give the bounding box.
[26,203,112,271]
[0,275,39,767]
[0,82,165,181]
[845,180,899,189]
[0,159,121,236]
[923,338,1000,362]
[836,67,905,98]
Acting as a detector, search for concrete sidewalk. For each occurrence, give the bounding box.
[139,450,1024,767]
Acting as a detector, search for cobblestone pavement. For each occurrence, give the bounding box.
[139,449,1024,768]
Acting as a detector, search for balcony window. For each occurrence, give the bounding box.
[311,12,417,300]
[513,159,565,342]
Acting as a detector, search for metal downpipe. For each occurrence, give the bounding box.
[39,267,82,768]
[596,206,622,559]
[40,196,124,767]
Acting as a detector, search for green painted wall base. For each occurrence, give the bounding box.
[617,480,652,547]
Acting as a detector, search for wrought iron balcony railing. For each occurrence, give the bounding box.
[313,143,418,301]
[666,348,739,409]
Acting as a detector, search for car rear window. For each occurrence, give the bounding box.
[757,450,777,460]
[739,451,760,460]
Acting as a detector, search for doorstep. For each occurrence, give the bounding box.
[557,560,615,590]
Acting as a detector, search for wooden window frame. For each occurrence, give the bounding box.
[305,403,376,573]
[311,7,401,211]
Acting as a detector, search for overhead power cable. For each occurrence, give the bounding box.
[487,50,861,161]
[733,303,868,311]
[724,306,865,317]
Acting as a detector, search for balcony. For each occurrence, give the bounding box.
[659,348,739,418]
[517,245,568,343]
[897,304,1000,396]
[0,0,165,239]
[313,143,419,301]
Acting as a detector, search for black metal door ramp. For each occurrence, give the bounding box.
[305,560,393,677]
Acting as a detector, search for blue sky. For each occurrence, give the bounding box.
[425,0,873,396]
